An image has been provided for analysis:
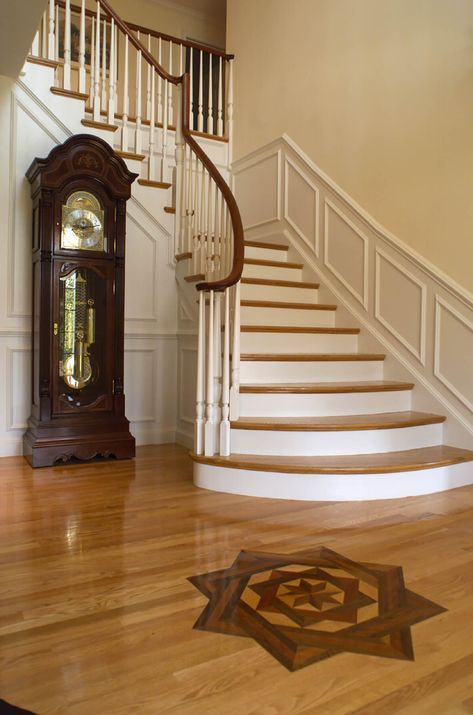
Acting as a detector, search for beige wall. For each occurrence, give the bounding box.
[110,0,226,48]
[227,0,473,292]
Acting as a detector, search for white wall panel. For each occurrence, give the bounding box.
[233,149,281,230]
[435,297,473,412]
[375,249,426,364]
[284,157,319,253]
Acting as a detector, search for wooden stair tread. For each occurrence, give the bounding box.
[240,380,414,394]
[241,278,319,289]
[28,56,59,68]
[190,445,473,475]
[244,240,288,251]
[176,252,192,262]
[50,86,88,101]
[165,206,176,214]
[138,179,172,189]
[231,411,446,431]
[240,353,385,362]
[115,150,146,161]
[241,325,360,334]
[81,119,118,132]
[241,300,337,311]
[244,258,303,269]
[185,274,205,283]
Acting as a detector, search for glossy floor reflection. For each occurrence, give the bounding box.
[1,444,473,714]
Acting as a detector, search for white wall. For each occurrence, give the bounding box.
[0,71,179,456]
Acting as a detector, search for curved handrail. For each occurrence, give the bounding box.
[98,0,244,292]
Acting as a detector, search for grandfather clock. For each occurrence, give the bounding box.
[24,134,138,467]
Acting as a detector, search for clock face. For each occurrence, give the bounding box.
[61,191,105,251]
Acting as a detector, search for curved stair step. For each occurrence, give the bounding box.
[240,353,385,361]
[231,412,446,431]
[240,381,413,393]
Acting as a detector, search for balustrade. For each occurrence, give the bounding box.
[28,0,243,459]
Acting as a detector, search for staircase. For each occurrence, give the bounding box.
[189,238,473,500]
[24,0,473,500]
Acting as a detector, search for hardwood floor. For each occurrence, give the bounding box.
[1,444,473,714]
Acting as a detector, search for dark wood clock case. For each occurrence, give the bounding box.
[24,134,138,467]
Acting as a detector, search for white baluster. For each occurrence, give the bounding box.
[161,78,168,182]
[229,281,240,420]
[207,53,213,134]
[227,59,234,165]
[54,5,59,65]
[146,34,151,120]
[168,41,174,126]
[214,184,220,275]
[39,12,46,57]
[217,57,224,136]
[199,165,206,275]
[63,0,71,90]
[148,70,156,180]
[174,83,184,256]
[93,2,101,121]
[48,0,55,61]
[220,287,231,455]
[157,37,163,123]
[121,35,129,151]
[197,50,204,132]
[101,19,107,108]
[186,147,194,255]
[195,291,206,454]
[89,17,95,105]
[179,43,184,75]
[107,18,115,124]
[189,47,194,129]
[204,290,216,456]
[135,33,142,153]
[213,291,222,454]
[78,0,86,94]
[192,158,200,275]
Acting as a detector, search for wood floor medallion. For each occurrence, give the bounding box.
[188,546,446,671]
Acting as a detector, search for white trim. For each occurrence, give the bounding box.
[434,296,473,413]
[375,248,427,366]
[179,346,198,425]
[324,198,369,310]
[6,346,30,431]
[284,156,319,255]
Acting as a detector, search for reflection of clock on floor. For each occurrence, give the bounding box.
[24,135,138,467]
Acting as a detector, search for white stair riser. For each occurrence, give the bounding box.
[193,461,473,501]
[240,360,383,383]
[241,306,335,327]
[244,246,289,261]
[240,332,358,353]
[239,390,412,416]
[243,263,303,281]
[241,283,319,303]
[230,423,443,456]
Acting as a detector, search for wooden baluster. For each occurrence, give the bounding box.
[217,57,223,136]
[135,32,142,154]
[195,291,206,455]
[146,34,151,120]
[93,2,101,121]
[220,287,231,455]
[161,78,168,182]
[63,0,71,90]
[89,17,95,105]
[148,70,156,180]
[207,53,213,134]
[101,19,107,108]
[157,37,163,123]
[168,41,173,126]
[107,18,115,124]
[230,281,240,421]
[197,50,204,132]
[227,58,234,165]
[121,35,129,152]
[204,290,216,456]
[78,0,86,94]
[48,0,55,60]
[189,47,194,129]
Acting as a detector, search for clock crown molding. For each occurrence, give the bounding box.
[26,134,139,200]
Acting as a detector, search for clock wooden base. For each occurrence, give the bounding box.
[23,417,135,468]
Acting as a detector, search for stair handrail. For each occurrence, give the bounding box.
[97,0,244,293]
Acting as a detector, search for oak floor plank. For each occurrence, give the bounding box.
[0,444,473,714]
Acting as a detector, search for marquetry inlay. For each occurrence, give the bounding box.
[188,546,446,671]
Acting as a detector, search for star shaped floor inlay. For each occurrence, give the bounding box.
[188,547,446,671]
